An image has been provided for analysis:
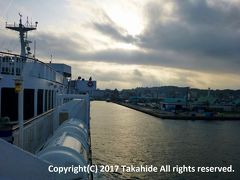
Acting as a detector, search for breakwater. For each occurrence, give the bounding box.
[115,102,240,120]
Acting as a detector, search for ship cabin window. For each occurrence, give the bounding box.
[48,90,51,110]
[51,90,54,109]
[43,89,56,112]
[24,89,34,120]
[1,56,14,75]
[44,90,48,112]
[37,89,43,115]
[1,88,18,121]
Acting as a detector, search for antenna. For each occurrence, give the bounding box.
[19,13,22,19]
[6,14,37,57]
[26,16,29,26]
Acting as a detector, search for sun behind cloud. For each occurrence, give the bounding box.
[1,0,240,90]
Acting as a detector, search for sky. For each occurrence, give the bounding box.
[0,0,240,90]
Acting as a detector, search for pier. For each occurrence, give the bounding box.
[116,102,240,121]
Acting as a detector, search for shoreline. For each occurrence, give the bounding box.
[114,102,240,121]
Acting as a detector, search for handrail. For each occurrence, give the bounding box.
[0,51,65,84]
[6,23,36,29]
[12,109,54,131]
[0,51,63,77]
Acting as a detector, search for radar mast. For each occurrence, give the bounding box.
[6,13,38,57]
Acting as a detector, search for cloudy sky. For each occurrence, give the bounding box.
[1,0,240,90]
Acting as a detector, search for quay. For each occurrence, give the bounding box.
[116,102,240,121]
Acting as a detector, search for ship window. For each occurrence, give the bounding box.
[45,90,48,112]
[37,89,43,115]
[1,88,18,121]
[48,90,51,110]
[16,68,20,75]
[51,91,54,108]
[24,89,34,120]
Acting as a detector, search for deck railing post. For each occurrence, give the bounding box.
[18,84,24,148]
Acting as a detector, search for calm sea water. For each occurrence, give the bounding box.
[91,101,240,180]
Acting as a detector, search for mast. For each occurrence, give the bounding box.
[5,13,38,57]
[5,14,38,148]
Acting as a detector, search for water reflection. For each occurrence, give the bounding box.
[91,101,240,179]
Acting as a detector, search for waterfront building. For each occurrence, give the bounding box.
[160,98,186,111]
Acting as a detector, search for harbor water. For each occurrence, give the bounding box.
[91,101,240,179]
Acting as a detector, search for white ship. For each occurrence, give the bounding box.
[0,14,95,179]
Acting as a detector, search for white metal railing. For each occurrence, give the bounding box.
[12,109,55,153]
[9,94,90,153]
[0,51,65,84]
[0,55,23,75]
[56,94,90,126]
[6,22,37,29]
[57,94,89,106]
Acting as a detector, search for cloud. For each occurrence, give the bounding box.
[56,60,240,90]
[133,69,143,77]
[73,0,240,76]
[1,0,240,89]
[93,22,136,43]
[0,30,20,53]
[137,0,240,73]
[2,18,239,76]
[32,32,92,59]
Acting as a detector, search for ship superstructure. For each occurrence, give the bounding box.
[0,15,93,179]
